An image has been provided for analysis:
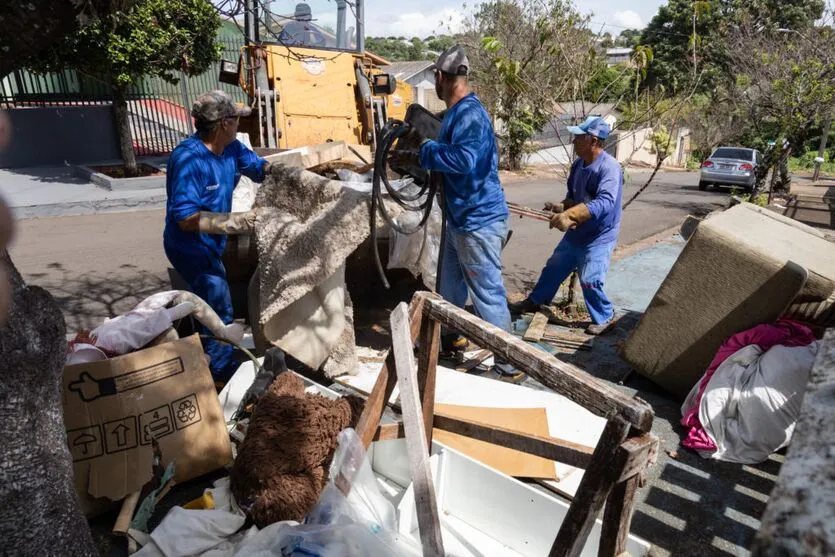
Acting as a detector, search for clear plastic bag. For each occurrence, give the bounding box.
[388,194,442,291]
[232,428,421,557]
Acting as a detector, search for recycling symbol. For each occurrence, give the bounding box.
[176,399,197,423]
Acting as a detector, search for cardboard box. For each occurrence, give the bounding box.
[62,334,233,513]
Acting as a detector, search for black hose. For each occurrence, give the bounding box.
[371,120,440,288]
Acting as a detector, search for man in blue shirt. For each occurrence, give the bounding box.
[509,116,623,336]
[393,45,520,380]
[164,90,269,383]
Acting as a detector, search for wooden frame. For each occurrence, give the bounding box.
[355,292,659,557]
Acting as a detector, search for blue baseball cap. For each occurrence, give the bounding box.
[567,116,610,140]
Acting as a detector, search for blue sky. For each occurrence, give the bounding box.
[363,0,667,38]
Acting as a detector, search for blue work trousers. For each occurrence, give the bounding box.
[529,238,616,325]
[439,219,512,333]
[164,241,237,382]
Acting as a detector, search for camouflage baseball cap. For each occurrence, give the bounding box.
[431,44,469,76]
[191,90,251,122]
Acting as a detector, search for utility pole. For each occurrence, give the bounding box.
[813,114,831,183]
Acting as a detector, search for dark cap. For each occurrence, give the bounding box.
[432,44,469,76]
[191,90,251,122]
[294,3,312,21]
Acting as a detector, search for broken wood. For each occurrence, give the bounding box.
[454,349,492,372]
[417,317,441,449]
[417,292,654,431]
[751,328,835,557]
[549,416,631,557]
[615,434,659,483]
[523,312,550,342]
[354,297,424,448]
[390,302,445,557]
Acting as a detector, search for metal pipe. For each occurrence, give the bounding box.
[336,0,347,49]
[356,0,365,53]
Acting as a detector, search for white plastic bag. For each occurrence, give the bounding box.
[232,132,260,213]
[388,194,442,291]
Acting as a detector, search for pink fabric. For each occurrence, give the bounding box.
[681,319,816,452]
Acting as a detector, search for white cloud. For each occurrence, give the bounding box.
[368,8,465,38]
[612,10,643,29]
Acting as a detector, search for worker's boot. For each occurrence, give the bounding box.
[439,333,468,365]
[494,358,526,384]
[585,319,616,336]
[508,297,540,316]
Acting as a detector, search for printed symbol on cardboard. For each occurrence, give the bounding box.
[68,357,185,402]
[172,394,202,430]
[139,405,175,445]
[103,416,138,454]
[67,426,104,462]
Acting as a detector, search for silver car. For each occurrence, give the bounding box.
[699,147,762,192]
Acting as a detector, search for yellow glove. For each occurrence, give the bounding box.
[549,203,591,231]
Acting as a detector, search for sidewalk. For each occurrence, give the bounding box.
[0,165,167,219]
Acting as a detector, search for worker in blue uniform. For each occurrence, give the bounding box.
[509,116,623,336]
[164,90,269,383]
[391,45,522,381]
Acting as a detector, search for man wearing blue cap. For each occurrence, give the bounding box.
[509,116,623,335]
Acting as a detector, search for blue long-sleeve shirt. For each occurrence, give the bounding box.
[419,93,509,232]
[564,150,623,247]
[164,135,267,256]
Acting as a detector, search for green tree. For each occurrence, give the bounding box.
[365,37,411,61]
[427,35,456,53]
[408,37,426,60]
[639,0,730,94]
[616,29,642,48]
[28,0,222,176]
[461,0,599,169]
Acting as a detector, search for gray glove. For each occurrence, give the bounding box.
[198,210,258,235]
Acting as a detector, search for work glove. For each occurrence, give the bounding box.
[550,203,591,231]
[395,124,427,150]
[198,210,258,234]
[543,201,565,214]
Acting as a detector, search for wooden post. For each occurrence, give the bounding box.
[390,302,445,557]
[417,317,441,449]
[549,416,631,557]
[354,297,424,448]
[598,475,641,557]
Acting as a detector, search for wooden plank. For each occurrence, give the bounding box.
[752,328,835,557]
[374,421,406,441]
[390,303,445,557]
[549,416,631,557]
[524,312,550,342]
[598,475,641,557]
[616,433,659,483]
[417,317,441,449]
[354,296,424,448]
[433,412,594,470]
[455,349,492,372]
[417,292,655,431]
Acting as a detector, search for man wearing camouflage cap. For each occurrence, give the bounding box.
[164,89,269,383]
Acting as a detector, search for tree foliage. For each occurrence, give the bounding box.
[459,0,599,169]
[27,0,222,175]
[365,36,455,62]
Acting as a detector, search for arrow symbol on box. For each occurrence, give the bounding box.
[113,423,129,446]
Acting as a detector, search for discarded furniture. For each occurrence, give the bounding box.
[623,202,835,398]
[356,291,659,557]
[751,328,835,556]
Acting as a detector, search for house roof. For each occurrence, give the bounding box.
[385,61,434,82]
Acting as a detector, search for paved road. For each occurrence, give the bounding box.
[7,170,727,329]
[502,169,727,293]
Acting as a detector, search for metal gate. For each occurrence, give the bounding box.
[0,36,246,157]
